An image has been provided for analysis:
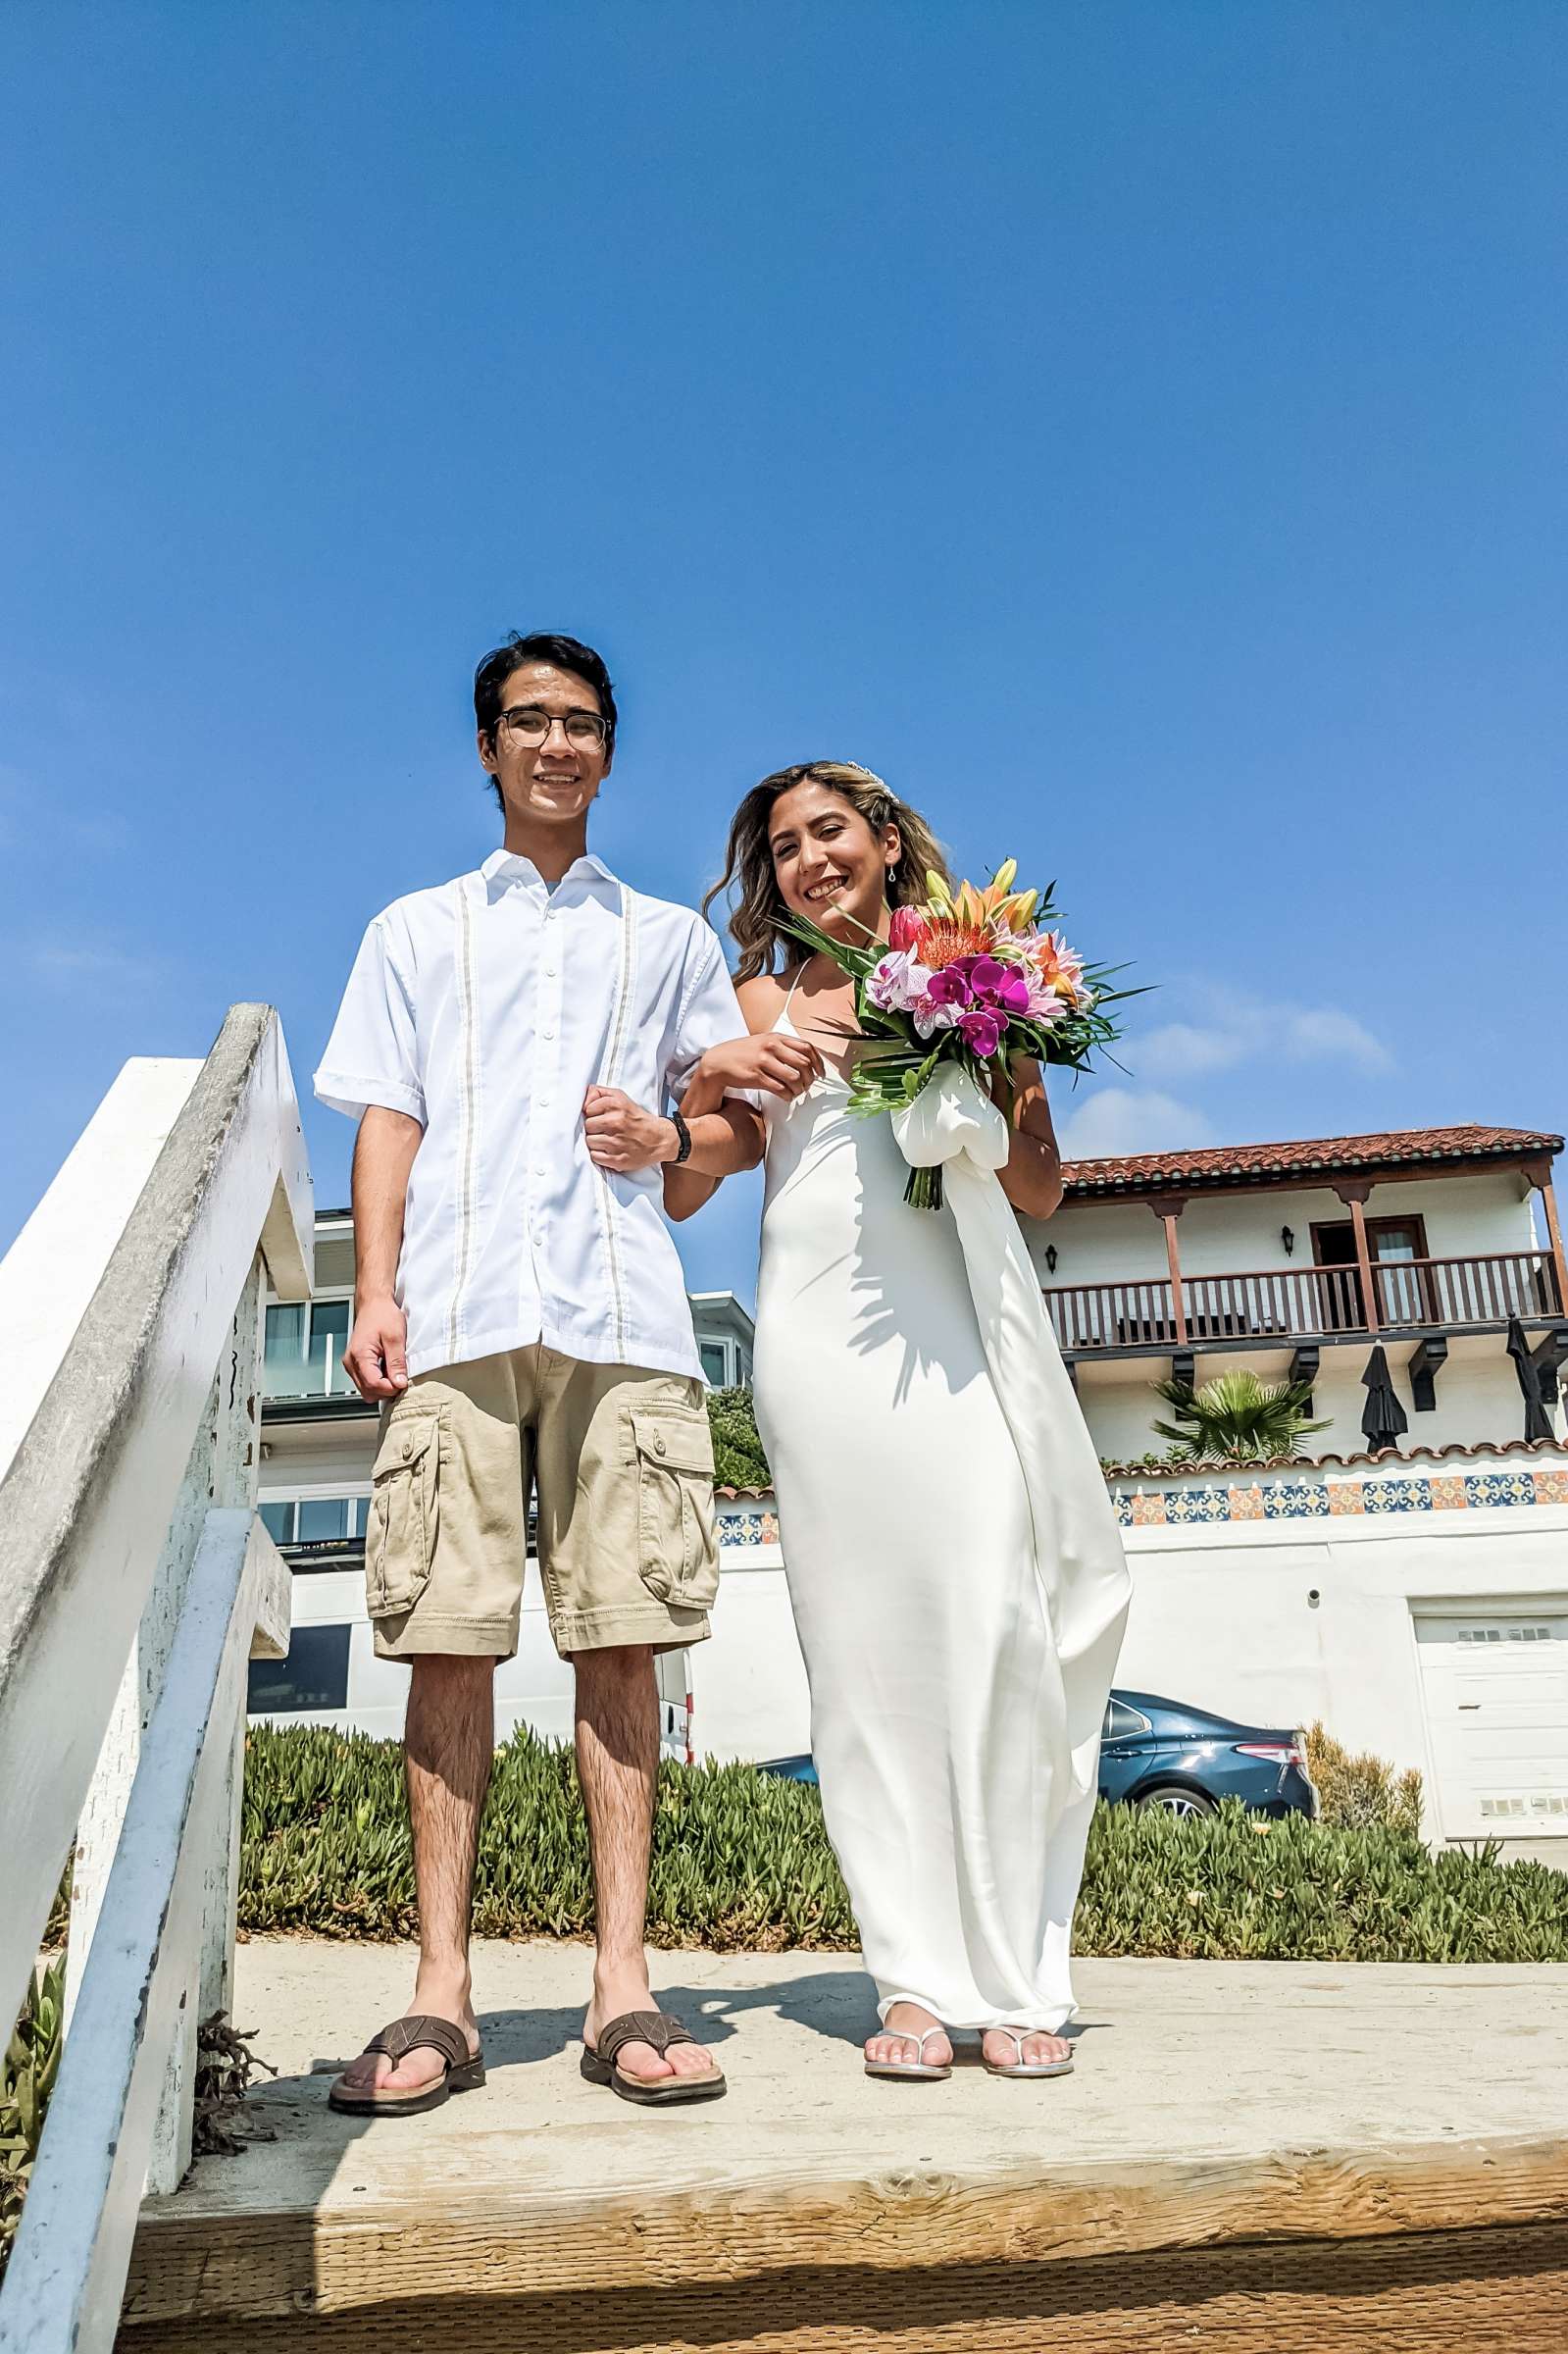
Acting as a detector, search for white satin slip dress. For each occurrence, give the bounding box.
[751,991,1128,2030]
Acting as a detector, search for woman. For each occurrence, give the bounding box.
[682,762,1129,2080]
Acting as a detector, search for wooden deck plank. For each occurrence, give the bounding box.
[119,1943,1568,2331]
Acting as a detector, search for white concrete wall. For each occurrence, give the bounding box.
[257,1475,1568,1857]
[691,1547,809,1764]
[691,1489,1568,1853]
[1113,1504,1568,1843]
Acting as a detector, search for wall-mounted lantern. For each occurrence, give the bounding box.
[1281,1225,1295,1256]
[1044,1244,1058,1273]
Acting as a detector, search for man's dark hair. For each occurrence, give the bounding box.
[474,631,618,774]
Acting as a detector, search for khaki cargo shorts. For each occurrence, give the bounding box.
[365,1346,719,1662]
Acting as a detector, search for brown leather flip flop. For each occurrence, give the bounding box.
[329,2015,485,2118]
[581,2010,727,2106]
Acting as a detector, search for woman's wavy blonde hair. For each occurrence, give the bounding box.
[704,761,953,983]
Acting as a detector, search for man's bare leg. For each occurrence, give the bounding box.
[577,1644,717,2085]
[350,1653,494,2096]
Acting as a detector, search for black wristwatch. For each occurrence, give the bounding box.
[669,1108,693,1165]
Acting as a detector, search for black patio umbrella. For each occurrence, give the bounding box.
[1506,1315,1554,1444]
[1360,1344,1409,1452]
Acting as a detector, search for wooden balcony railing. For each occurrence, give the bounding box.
[1043,1251,1564,1355]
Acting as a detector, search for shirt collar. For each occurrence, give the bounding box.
[481,847,620,900]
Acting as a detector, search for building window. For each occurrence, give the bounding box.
[247,1623,352,1713]
[1309,1216,1437,1329]
[698,1339,731,1387]
[258,1495,367,1559]
[263,1298,356,1400]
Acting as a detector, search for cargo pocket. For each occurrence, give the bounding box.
[365,1406,444,1617]
[632,1406,720,1611]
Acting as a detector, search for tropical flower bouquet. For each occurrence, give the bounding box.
[784,862,1134,1208]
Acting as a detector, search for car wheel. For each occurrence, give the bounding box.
[1138,1783,1216,1819]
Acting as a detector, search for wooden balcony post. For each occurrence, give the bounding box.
[1333,1180,1380,1333]
[1150,1199,1188,1346]
[1523,1157,1568,1315]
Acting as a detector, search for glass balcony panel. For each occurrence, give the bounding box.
[296,1496,353,1543]
[262,1342,312,1398]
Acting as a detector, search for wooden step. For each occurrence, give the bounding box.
[117,1941,1568,2353]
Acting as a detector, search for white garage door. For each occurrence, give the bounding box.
[1414,1609,1568,1839]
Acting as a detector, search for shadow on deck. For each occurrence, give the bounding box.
[120,1944,1568,2353]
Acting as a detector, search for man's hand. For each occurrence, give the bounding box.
[582,1086,678,1174]
[696,1032,823,1100]
[343,1295,410,1401]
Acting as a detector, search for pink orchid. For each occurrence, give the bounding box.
[912,993,961,1039]
[866,948,934,1013]
[958,1007,1004,1057]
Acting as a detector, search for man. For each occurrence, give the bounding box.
[315,631,763,2114]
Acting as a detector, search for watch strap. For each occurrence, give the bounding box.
[671,1107,693,1165]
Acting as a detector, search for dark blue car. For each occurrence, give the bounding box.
[1096,1689,1318,1818]
[760,1688,1319,1820]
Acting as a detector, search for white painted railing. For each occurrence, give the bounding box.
[0,1004,312,2351]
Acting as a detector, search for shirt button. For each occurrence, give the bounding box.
[541,1026,555,1041]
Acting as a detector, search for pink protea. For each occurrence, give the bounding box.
[887,904,925,953]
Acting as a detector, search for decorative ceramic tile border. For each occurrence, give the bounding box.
[718,1506,781,1547]
[1112,1465,1568,1527]
[718,1464,1568,1543]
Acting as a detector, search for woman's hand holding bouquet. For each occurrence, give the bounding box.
[784,862,1135,1208]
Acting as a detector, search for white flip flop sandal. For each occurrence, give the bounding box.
[982,2028,1074,2079]
[864,2023,952,2081]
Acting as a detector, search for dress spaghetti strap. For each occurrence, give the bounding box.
[776,963,808,1034]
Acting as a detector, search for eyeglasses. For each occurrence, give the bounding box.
[496,704,609,749]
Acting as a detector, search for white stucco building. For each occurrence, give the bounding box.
[255,1122,1568,1856]
[1024,1121,1567,1465]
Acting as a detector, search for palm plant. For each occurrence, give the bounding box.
[1149,1369,1330,1465]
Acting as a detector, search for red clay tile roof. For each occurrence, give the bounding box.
[1094,1438,1568,1476]
[717,1436,1568,1501]
[1060,1124,1562,1199]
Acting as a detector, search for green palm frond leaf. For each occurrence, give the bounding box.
[1148,1370,1331,1464]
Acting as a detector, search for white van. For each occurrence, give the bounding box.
[247,1563,692,1760]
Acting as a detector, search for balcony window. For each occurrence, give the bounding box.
[297,1495,358,1543]
[263,1298,357,1400]
[257,1495,366,1555]
[1310,1216,1435,1328]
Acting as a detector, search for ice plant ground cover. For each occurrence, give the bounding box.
[784,862,1139,1206]
[233,1725,1568,1962]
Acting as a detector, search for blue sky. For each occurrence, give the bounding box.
[4,3,1564,1303]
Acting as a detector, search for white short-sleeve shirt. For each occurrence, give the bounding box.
[314,849,746,1382]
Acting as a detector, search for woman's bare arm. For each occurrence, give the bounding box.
[993,1056,1065,1222]
[660,975,814,1220]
